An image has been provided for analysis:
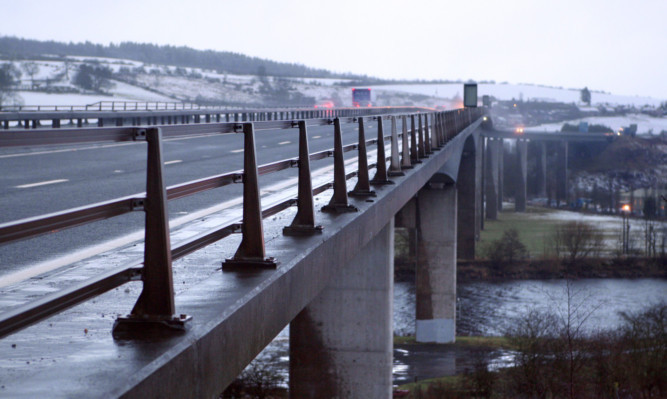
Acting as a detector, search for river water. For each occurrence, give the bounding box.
[246,277,666,387]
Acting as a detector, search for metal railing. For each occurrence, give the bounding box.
[0,106,483,338]
[0,104,429,130]
[0,101,228,112]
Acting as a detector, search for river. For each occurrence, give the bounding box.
[246,277,666,387]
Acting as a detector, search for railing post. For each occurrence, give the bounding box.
[438,113,445,146]
[418,114,427,158]
[223,123,277,269]
[401,115,413,169]
[370,117,393,185]
[410,115,421,164]
[348,117,375,197]
[284,121,323,236]
[113,127,191,338]
[322,118,358,213]
[424,114,432,154]
[388,115,404,176]
[429,113,439,150]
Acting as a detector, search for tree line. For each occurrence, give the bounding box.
[0,36,366,80]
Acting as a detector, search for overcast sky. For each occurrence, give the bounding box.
[2,0,665,99]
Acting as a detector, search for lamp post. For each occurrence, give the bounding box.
[621,204,631,254]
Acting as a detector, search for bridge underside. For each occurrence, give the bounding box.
[0,120,482,398]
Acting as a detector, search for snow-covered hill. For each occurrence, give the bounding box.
[2,56,665,112]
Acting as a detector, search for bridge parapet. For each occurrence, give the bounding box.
[0,107,483,397]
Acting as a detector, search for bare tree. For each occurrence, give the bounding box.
[21,61,40,88]
[551,221,605,263]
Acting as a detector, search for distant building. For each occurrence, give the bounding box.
[620,187,666,217]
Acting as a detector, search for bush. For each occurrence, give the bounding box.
[483,228,529,267]
[551,221,604,264]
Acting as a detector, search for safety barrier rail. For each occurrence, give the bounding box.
[0,101,236,112]
[0,104,427,130]
[0,106,483,338]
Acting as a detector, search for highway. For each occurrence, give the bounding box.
[0,117,395,282]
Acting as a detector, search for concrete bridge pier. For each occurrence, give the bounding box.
[497,139,504,211]
[415,182,457,343]
[515,139,528,212]
[556,140,569,206]
[484,138,500,220]
[457,138,479,259]
[289,220,394,398]
[537,141,548,198]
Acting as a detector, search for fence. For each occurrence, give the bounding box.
[0,106,482,338]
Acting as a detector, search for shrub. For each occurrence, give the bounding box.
[483,228,529,267]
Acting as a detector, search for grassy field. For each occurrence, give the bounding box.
[476,206,562,259]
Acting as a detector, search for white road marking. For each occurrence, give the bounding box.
[0,147,378,288]
[230,149,244,153]
[164,160,182,165]
[312,135,321,139]
[0,132,221,160]
[15,179,69,189]
[278,141,291,145]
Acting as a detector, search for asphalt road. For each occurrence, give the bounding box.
[0,118,399,280]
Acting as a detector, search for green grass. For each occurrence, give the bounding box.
[477,206,561,258]
[396,374,462,392]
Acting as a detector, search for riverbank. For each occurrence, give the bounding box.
[456,256,666,281]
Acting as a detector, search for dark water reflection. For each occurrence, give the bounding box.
[422,278,664,336]
[252,278,666,387]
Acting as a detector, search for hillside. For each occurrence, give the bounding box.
[0,36,367,80]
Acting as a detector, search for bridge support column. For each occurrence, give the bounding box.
[515,139,528,212]
[290,220,394,398]
[416,183,457,343]
[537,142,547,198]
[457,144,477,259]
[497,140,504,211]
[556,140,568,206]
[485,138,499,220]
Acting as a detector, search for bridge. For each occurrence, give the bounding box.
[483,128,616,213]
[0,105,607,397]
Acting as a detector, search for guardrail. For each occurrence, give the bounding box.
[0,106,482,338]
[0,101,233,112]
[0,105,429,130]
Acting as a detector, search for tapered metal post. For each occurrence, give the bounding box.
[223,123,277,269]
[401,115,413,169]
[284,121,323,236]
[388,116,404,176]
[371,117,393,185]
[424,114,432,154]
[322,118,358,213]
[439,113,446,146]
[430,113,439,150]
[410,115,421,164]
[434,113,442,147]
[349,117,375,197]
[113,128,190,338]
[418,114,426,158]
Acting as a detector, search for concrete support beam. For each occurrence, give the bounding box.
[497,140,504,211]
[537,142,547,198]
[395,197,417,229]
[416,183,457,343]
[556,140,568,206]
[475,136,484,235]
[484,138,499,220]
[515,139,528,212]
[289,220,394,399]
[457,146,476,259]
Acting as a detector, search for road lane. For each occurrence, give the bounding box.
[0,118,399,277]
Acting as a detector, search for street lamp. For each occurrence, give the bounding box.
[621,204,631,254]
